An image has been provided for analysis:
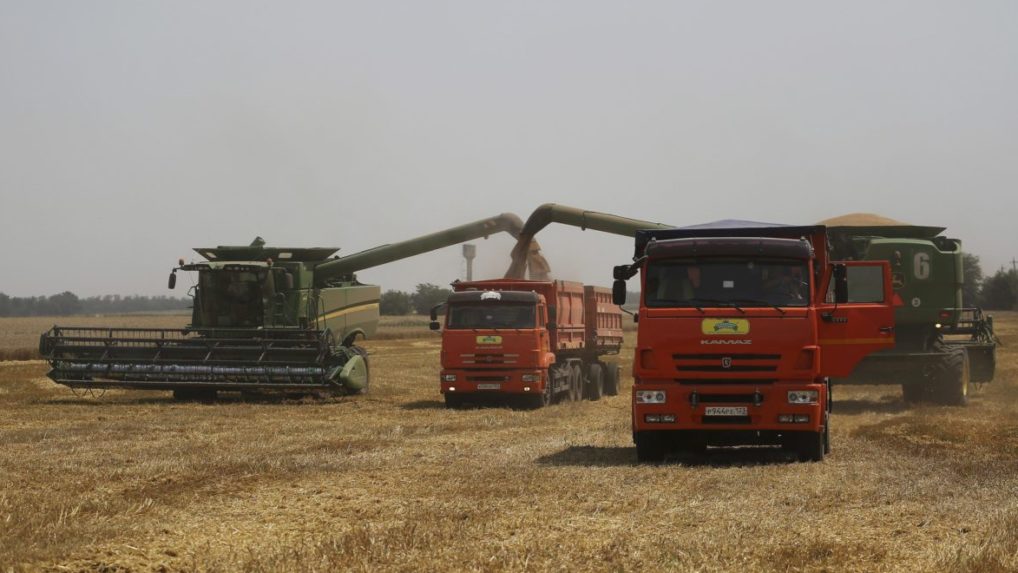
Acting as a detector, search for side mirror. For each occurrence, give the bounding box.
[612,279,627,305]
[613,265,630,280]
[168,271,177,290]
[429,321,440,331]
[833,264,849,303]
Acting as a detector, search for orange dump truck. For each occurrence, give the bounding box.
[612,224,896,462]
[430,279,623,408]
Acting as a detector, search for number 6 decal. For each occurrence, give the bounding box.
[914,252,931,280]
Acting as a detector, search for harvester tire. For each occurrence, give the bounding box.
[587,364,604,401]
[931,346,969,406]
[352,345,370,395]
[603,363,620,396]
[172,389,216,402]
[635,431,666,463]
[901,380,928,404]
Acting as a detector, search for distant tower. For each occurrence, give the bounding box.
[462,244,477,281]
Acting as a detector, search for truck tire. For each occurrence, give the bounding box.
[931,346,969,406]
[350,345,370,395]
[569,364,583,401]
[635,431,667,463]
[823,412,831,455]
[587,363,604,401]
[795,431,825,462]
[603,363,620,396]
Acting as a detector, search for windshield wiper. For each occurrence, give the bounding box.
[650,299,705,313]
[730,298,787,315]
[689,298,745,314]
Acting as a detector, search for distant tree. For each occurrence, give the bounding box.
[980,268,1018,310]
[411,283,453,315]
[962,253,984,306]
[379,290,413,315]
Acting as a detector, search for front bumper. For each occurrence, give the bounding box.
[632,380,826,433]
[440,369,545,395]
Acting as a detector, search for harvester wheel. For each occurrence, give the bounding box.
[635,431,667,463]
[352,345,370,395]
[931,346,970,406]
[587,364,604,401]
[603,363,620,396]
[901,380,928,404]
[172,389,216,402]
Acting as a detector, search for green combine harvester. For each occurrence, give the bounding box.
[824,215,998,405]
[39,214,541,400]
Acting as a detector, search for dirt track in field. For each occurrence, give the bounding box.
[2,314,1018,572]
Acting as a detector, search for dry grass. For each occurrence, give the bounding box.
[1,313,1017,572]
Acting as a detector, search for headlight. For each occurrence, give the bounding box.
[787,390,818,404]
[521,373,540,383]
[636,390,666,404]
[441,374,457,382]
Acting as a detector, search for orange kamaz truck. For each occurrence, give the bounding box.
[612,224,895,462]
[430,279,623,409]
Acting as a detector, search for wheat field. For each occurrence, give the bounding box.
[1,313,1017,572]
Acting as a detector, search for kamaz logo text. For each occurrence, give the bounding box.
[701,339,752,345]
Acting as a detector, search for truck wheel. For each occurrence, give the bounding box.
[823,412,831,455]
[569,364,583,401]
[352,345,370,395]
[444,394,466,409]
[603,362,620,396]
[587,364,604,401]
[795,431,825,462]
[931,346,969,406]
[635,431,667,463]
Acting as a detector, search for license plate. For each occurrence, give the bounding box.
[704,406,748,416]
[476,383,501,390]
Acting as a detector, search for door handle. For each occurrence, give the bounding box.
[879,326,894,333]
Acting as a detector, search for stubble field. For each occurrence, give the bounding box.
[1,313,1017,572]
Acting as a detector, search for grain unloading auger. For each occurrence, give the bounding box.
[40,213,546,399]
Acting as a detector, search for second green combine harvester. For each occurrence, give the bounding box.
[39,214,545,400]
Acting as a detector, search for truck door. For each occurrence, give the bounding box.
[818,261,896,377]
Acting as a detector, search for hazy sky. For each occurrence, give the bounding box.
[2,1,1016,297]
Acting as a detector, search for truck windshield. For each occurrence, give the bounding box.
[645,258,809,308]
[447,303,536,329]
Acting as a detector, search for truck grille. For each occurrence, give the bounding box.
[673,353,780,373]
[459,353,519,365]
[701,416,753,425]
[466,375,510,382]
[697,394,761,404]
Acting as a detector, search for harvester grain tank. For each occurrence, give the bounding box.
[39,213,545,400]
[822,214,998,405]
[431,279,623,408]
[612,223,896,462]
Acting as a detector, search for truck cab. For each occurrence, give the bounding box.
[437,290,553,407]
[615,225,895,462]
